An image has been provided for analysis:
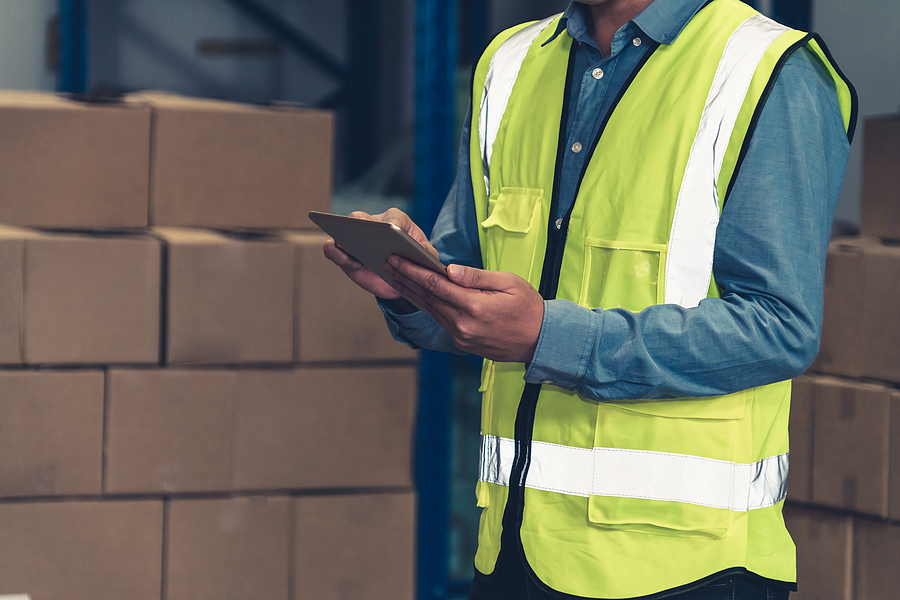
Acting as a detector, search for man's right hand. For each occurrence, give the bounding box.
[322,208,437,311]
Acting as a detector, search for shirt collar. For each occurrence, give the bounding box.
[543,0,710,48]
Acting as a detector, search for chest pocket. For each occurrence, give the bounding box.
[579,238,667,311]
[480,187,543,282]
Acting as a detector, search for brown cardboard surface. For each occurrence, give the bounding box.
[812,376,891,517]
[232,366,417,490]
[783,506,852,600]
[809,238,869,377]
[166,496,290,600]
[854,520,900,599]
[860,115,900,241]
[0,370,104,497]
[285,230,418,362]
[293,492,416,600]
[23,230,161,365]
[891,390,900,521]
[0,90,150,228]
[856,242,900,384]
[130,91,332,229]
[788,376,815,503]
[157,227,294,364]
[0,225,25,364]
[104,368,236,494]
[0,500,163,600]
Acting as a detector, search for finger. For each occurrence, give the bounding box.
[323,239,361,269]
[387,256,462,307]
[447,264,513,292]
[386,259,461,319]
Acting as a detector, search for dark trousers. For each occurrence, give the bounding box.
[467,542,791,600]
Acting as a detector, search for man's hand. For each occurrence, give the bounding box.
[385,257,544,363]
[322,208,438,308]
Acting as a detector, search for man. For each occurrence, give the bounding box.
[325,0,856,598]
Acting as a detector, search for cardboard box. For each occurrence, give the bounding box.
[809,238,869,377]
[0,226,25,364]
[811,237,900,385]
[0,90,150,229]
[788,376,815,503]
[104,369,236,494]
[0,500,163,600]
[856,242,900,384]
[293,492,416,600]
[23,230,161,365]
[783,506,852,600]
[129,91,332,229]
[0,370,104,497]
[157,228,293,364]
[854,520,900,599]
[812,376,891,517]
[232,366,417,490]
[860,115,900,241]
[166,496,290,600]
[285,230,418,362]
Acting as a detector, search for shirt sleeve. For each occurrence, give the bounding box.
[524,46,852,400]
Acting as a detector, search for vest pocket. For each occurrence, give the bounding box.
[587,396,746,538]
[579,238,667,311]
[480,187,543,281]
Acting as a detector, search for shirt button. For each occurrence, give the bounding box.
[592,67,604,79]
[555,218,563,230]
[633,37,642,47]
[571,142,583,153]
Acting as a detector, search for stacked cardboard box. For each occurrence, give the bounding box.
[0,90,417,600]
[790,114,900,599]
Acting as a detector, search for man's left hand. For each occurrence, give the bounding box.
[385,257,544,363]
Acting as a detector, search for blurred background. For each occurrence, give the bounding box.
[0,1,897,599]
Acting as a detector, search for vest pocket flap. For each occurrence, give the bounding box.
[588,495,732,538]
[481,187,543,232]
[608,391,746,420]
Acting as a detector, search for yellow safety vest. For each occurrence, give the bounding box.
[468,1,856,598]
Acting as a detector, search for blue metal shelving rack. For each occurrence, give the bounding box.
[413,0,458,598]
[58,0,88,93]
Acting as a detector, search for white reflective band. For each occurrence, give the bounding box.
[479,434,788,512]
[665,14,790,309]
[479,15,559,195]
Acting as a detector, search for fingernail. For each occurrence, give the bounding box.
[447,264,461,278]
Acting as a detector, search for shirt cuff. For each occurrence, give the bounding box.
[524,299,600,389]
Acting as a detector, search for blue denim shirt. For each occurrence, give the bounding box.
[382,0,851,401]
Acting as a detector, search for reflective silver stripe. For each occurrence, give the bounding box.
[665,14,790,308]
[478,434,788,511]
[478,15,559,195]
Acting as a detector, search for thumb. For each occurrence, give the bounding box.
[447,264,506,291]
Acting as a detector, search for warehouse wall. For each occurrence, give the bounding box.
[813,0,900,225]
[0,0,56,91]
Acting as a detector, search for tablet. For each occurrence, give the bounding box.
[309,211,448,285]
